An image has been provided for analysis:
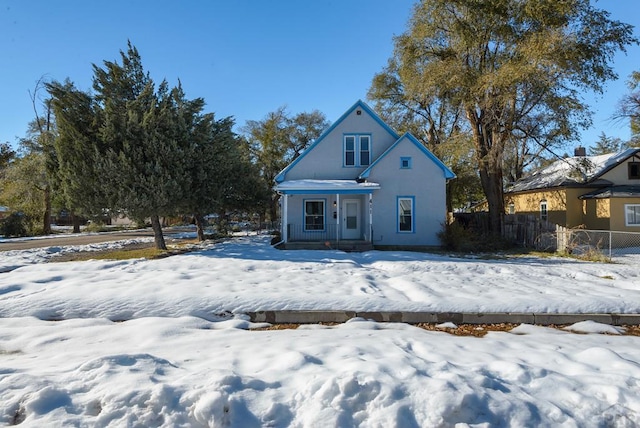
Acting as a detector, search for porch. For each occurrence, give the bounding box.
[283,223,373,251]
[275,179,380,250]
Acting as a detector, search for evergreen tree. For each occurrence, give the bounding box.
[47,80,104,232]
[589,132,624,155]
[50,42,191,249]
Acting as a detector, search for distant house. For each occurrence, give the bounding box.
[505,147,640,231]
[274,100,455,250]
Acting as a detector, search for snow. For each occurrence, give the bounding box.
[275,179,380,191]
[1,234,639,426]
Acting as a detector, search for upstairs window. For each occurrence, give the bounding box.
[400,157,412,169]
[344,135,371,167]
[344,136,356,166]
[626,204,640,226]
[360,136,370,166]
[629,162,640,180]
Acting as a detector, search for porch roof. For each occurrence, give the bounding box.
[579,185,640,199]
[275,179,380,195]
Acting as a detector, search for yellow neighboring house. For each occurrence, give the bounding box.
[505,148,640,231]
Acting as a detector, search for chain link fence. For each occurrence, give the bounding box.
[555,226,640,263]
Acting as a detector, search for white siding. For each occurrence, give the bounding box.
[283,109,398,181]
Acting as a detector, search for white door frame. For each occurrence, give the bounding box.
[341,199,360,240]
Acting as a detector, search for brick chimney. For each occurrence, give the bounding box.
[574,146,586,157]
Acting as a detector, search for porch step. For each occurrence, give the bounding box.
[281,240,373,252]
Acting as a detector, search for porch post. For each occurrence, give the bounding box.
[282,194,288,243]
[368,193,373,242]
[336,193,340,243]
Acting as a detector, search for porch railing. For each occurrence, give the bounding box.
[287,223,341,242]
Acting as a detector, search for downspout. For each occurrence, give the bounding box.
[282,193,288,243]
[272,192,286,247]
[336,193,340,246]
[369,193,373,242]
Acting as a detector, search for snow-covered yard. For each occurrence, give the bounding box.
[1,234,639,426]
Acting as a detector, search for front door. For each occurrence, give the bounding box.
[342,199,360,240]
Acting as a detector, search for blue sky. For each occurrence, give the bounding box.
[1,0,638,152]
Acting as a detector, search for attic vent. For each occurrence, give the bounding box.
[356,110,362,115]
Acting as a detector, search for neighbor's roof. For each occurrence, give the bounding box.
[506,148,640,193]
[275,179,380,194]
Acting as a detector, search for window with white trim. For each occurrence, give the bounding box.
[625,204,640,226]
[344,135,371,167]
[344,136,356,166]
[304,200,325,231]
[540,199,548,222]
[398,197,414,232]
[359,136,370,166]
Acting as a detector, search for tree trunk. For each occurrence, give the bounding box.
[194,213,206,241]
[468,109,505,236]
[43,184,52,235]
[445,181,453,217]
[150,214,167,250]
[269,194,279,224]
[71,212,81,233]
[478,165,505,235]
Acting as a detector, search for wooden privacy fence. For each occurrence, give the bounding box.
[503,214,556,249]
[454,213,556,249]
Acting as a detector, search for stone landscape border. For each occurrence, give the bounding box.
[247,311,640,326]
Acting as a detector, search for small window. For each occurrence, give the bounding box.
[345,136,355,166]
[305,200,325,231]
[360,136,370,166]
[629,162,640,180]
[540,199,548,222]
[507,202,515,215]
[400,157,412,169]
[625,204,640,226]
[398,197,414,232]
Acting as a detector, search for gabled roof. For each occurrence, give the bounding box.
[274,100,399,183]
[506,148,640,193]
[359,132,456,180]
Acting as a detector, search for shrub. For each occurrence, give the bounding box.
[270,231,282,245]
[438,222,513,252]
[0,213,28,237]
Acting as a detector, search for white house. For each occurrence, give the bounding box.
[274,100,455,250]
